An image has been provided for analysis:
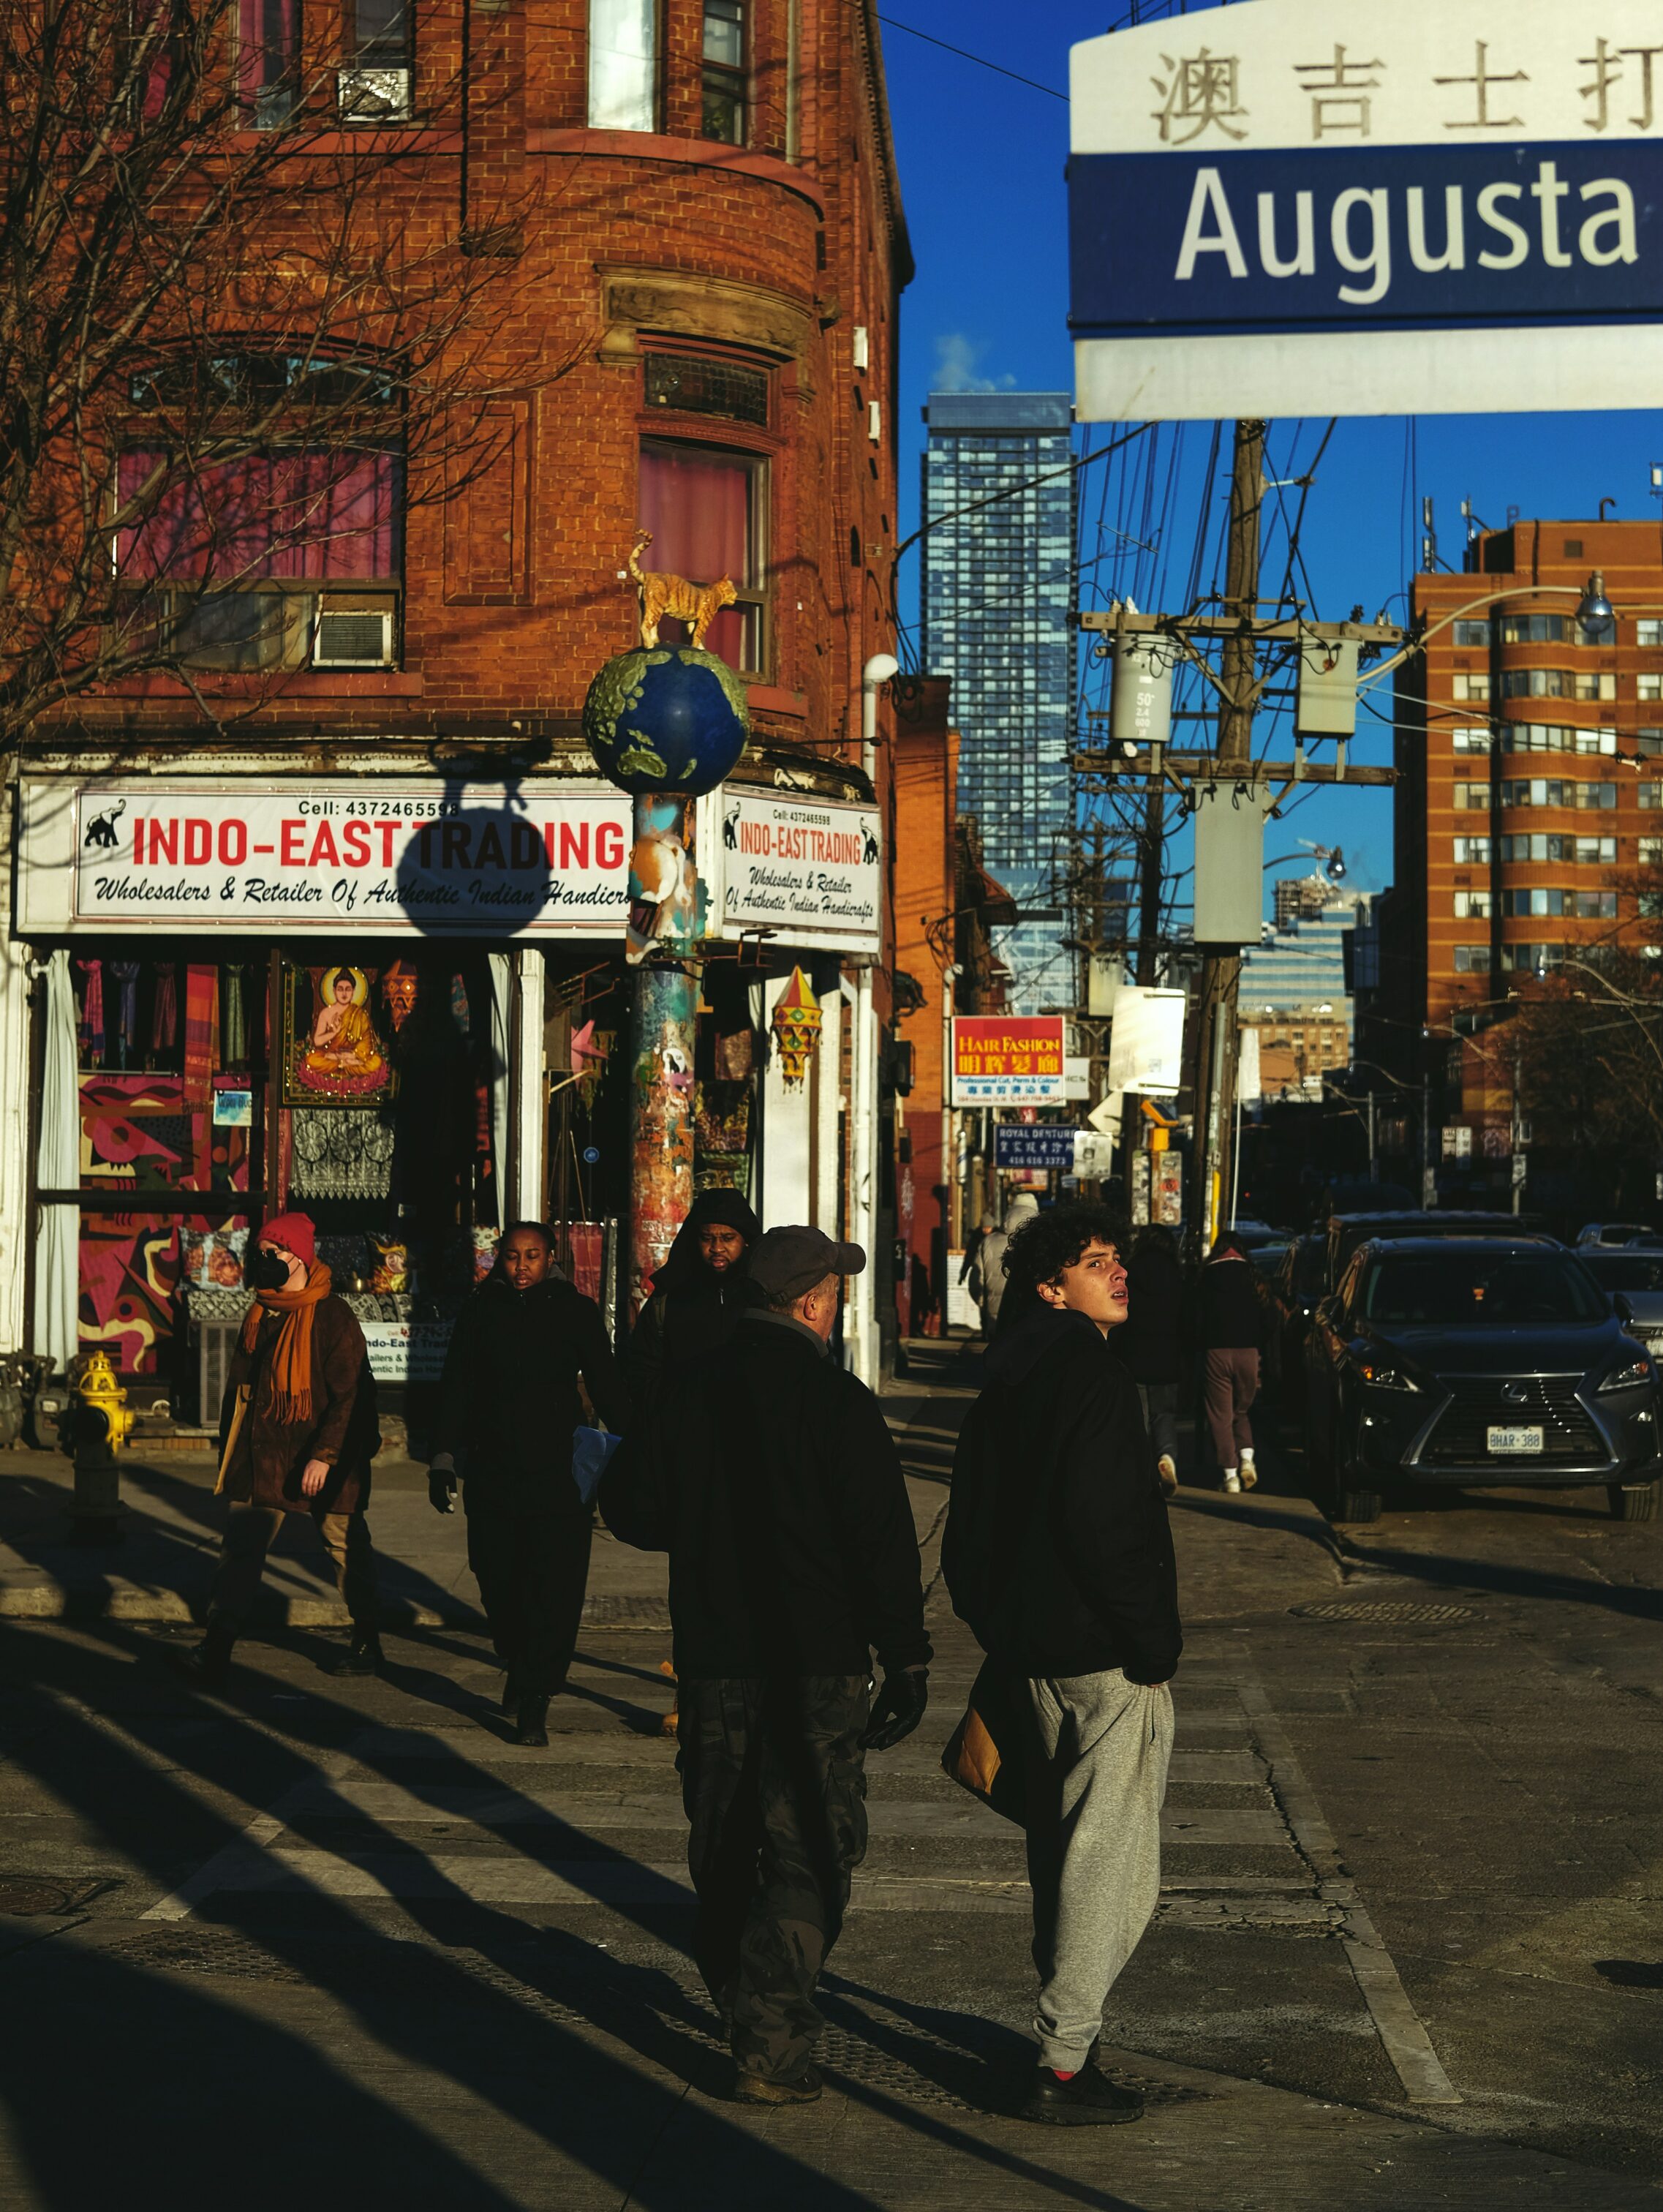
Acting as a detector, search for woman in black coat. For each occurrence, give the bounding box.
[429,1222,627,1744]
[627,1188,759,1412]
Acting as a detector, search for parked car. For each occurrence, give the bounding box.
[1321,1210,1553,1299]
[1303,1238,1662,1526]
[1576,1222,1651,1249]
[1248,1241,1290,1277]
[1267,1233,1327,1410]
[1625,1233,1663,1252]
[1580,1252,1663,1362]
[1229,1219,1290,1253]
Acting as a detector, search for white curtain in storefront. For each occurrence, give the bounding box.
[488,952,512,1231]
[34,949,79,1372]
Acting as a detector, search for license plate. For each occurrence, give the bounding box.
[1487,1424,1544,1454]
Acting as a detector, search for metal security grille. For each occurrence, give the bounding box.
[1293,1602,1479,1624]
[643,353,769,426]
[1422,1374,1603,1467]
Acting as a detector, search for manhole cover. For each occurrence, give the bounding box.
[582,1596,672,1630]
[1291,1601,1479,1624]
[0,1876,102,1915]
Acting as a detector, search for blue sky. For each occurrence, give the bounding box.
[878,2,1663,916]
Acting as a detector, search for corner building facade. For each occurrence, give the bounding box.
[2,1,913,1427]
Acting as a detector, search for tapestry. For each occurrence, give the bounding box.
[289,1106,396,1199]
[284,963,394,1106]
[79,1075,192,1189]
[79,1214,181,1375]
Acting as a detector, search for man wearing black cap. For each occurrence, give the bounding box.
[600,1224,930,2107]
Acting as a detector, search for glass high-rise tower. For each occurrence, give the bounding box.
[920,392,1077,1012]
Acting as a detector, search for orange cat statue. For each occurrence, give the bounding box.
[628,529,738,650]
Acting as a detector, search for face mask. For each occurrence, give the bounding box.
[248,1249,292,1293]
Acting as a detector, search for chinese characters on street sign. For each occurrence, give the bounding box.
[1071,2,1663,420]
[951,1017,1067,1106]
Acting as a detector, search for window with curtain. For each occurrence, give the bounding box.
[116,449,402,667]
[238,0,300,126]
[638,439,766,676]
[702,0,745,143]
[589,0,657,130]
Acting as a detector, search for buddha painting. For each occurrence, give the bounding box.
[289,966,391,1102]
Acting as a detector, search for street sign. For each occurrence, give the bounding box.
[995,1124,1079,1170]
[1074,1131,1117,1178]
[951,1016,1066,1105]
[1069,1,1663,420]
[1106,988,1186,1096]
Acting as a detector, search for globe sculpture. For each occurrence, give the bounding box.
[583,644,750,797]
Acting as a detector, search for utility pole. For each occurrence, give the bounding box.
[1136,778,1163,987]
[1191,418,1264,1246]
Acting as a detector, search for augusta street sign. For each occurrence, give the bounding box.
[1070,0,1663,418]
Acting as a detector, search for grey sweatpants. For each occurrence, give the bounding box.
[1025,1669,1175,2070]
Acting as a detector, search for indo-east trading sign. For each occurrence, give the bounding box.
[714,791,881,951]
[951,1017,1067,1106]
[18,780,633,937]
[1069,0,1663,418]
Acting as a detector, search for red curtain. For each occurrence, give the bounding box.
[638,444,753,667]
[116,450,401,584]
[236,0,299,108]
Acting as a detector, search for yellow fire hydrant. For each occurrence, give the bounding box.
[64,1352,132,1543]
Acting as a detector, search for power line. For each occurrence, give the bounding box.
[875,12,1067,100]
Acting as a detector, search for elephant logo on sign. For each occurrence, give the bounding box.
[82,799,127,850]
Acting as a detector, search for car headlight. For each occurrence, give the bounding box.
[1599,1355,1655,1393]
[1351,1357,1421,1393]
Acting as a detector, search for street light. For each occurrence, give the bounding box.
[1576,571,1616,644]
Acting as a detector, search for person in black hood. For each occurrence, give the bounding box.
[600,1224,929,2109]
[944,1203,1180,2129]
[1196,1230,1265,1494]
[429,1221,628,1744]
[628,1188,760,1411]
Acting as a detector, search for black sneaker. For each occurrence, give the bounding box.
[513,1693,550,1747]
[734,2066,821,2107]
[1019,2066,1145,2126]
[330,1630,383,1677]
[174,1623,235,1690]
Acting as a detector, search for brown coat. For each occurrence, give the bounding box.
[217,1295,380,1515]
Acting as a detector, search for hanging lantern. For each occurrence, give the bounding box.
[770,967,821,1088]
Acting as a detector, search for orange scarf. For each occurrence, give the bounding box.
[242,1262,333,1425]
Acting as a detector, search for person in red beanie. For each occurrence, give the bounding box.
[178,1211,383,1688]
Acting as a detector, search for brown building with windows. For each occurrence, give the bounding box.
[1369,520,1663,1184]
[1,1,919,1414]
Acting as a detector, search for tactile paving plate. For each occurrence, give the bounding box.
[1291,1601,1479,1624]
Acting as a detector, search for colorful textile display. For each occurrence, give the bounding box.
[75,959,105,1065]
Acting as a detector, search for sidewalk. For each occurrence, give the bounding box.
[2,1339,1656,2207]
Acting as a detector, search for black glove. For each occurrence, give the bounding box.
[428,1467,456,1516]
[861,1666,928,1752]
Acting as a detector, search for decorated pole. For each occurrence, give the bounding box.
[584,588,750,1326]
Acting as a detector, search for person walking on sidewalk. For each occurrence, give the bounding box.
[627,1189,758,1412]
[943,1203,1182,2127]
[1119,1224,1183,1497]
[1196,1230,1264,1494]
[429,1222,628,1745]
[977,1190,1038,1336]
[600,1225,930,2109]
[179,1212,382,1688]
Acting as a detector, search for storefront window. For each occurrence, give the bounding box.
[638,437,766,676]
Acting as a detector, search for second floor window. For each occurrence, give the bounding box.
[116,448,402,670]
[638,438,766,677]
[339,0,412,120]
[702,1,746,143]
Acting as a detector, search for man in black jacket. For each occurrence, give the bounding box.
[429,1222,627,1745]
[600,1224,929,2107]
[944,1204,1181,2127]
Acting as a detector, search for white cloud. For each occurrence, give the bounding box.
[932,334,1016,394]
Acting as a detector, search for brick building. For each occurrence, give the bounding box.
[1368,519,1663,1190]
[2,1,919,1414]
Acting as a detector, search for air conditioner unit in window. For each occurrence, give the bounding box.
[313,606,396,668]
[337,65,412,122]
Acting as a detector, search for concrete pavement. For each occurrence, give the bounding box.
[0,1342,1660,2205]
